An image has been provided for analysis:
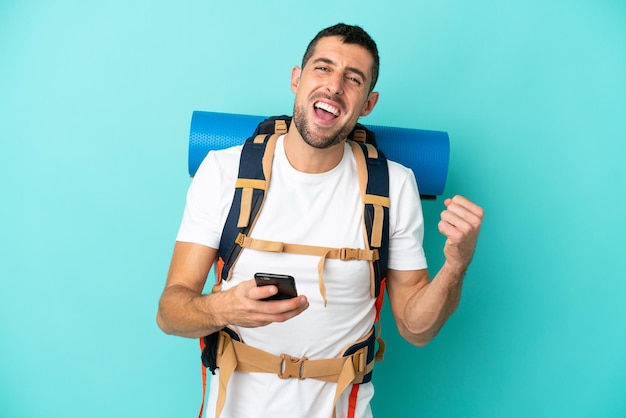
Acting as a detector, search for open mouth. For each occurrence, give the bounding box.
[314,101,340,121]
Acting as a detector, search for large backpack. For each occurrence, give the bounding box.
[199,116,390,418]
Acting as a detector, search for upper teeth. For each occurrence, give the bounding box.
[315,102,339,116]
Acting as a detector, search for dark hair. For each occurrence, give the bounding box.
[301,23,380,92]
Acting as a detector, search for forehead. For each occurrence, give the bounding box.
[307,36,374,74]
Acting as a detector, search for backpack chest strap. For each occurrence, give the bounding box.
[235,233,379,261]
[236,232,379,306]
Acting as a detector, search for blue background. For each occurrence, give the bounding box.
[1,1,625,417]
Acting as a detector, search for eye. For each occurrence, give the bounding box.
[315,66,330,72]
[346,75,363,86]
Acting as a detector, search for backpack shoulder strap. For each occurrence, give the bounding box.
[217,129,283,284]
[349,141,389,298]
[217,118,288,284]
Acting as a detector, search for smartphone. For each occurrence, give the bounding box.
[254,273,298,301]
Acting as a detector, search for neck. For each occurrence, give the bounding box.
[283,122,345,174]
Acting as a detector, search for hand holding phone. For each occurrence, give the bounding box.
[254,273,298,301]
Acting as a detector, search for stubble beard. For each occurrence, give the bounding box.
[292,102,355,150]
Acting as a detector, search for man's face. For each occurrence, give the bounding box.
[291,36,379,149]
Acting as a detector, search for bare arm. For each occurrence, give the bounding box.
[156,241,309,338]
[386,195,484,346]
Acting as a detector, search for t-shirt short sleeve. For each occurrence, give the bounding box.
[175,146,242,249]
[387,161,428,271]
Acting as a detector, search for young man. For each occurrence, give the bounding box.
[157,23,483,418]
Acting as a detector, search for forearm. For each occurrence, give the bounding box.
[397,195,483,346]
[157,284,226,339]
[399,262,465,346]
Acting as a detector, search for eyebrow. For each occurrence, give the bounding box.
[311,57,368,83]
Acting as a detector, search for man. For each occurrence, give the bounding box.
[157,23,483,418]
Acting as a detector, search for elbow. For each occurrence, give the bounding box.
[399,302,460,347]
[410,335,433,347]
[399,327,437,347]
[156,311,168,333]
[397,316,445,347]
[156,308,175,335]
[156,291,182,335]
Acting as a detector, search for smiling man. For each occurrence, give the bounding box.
[290,34,378,156]
[157,23,483,418]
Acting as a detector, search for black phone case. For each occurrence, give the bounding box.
[254,273,298,300]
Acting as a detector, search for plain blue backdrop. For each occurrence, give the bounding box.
[1,1,625,417]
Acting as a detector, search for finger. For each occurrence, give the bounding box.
[240,278,281,301]
[445,195,484,220]
[438,219,466,242]
[443,197,483,230]
[440,208,474,236]
[249,284,279,301]
[250,296,309,324]
[257,296,309,314]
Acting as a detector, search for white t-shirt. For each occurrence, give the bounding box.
[177,135,427,418]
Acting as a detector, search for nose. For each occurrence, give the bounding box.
[327,73,344,96]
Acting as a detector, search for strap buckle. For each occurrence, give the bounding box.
[340,248,360,260]
[235,233,246,246]
[351,347,367,374]
[279,354,308,380]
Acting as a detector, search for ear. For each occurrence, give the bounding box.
[359,91,379,117]
[291,66,302,93]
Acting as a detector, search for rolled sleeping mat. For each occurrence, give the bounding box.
[188,111,449,199]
